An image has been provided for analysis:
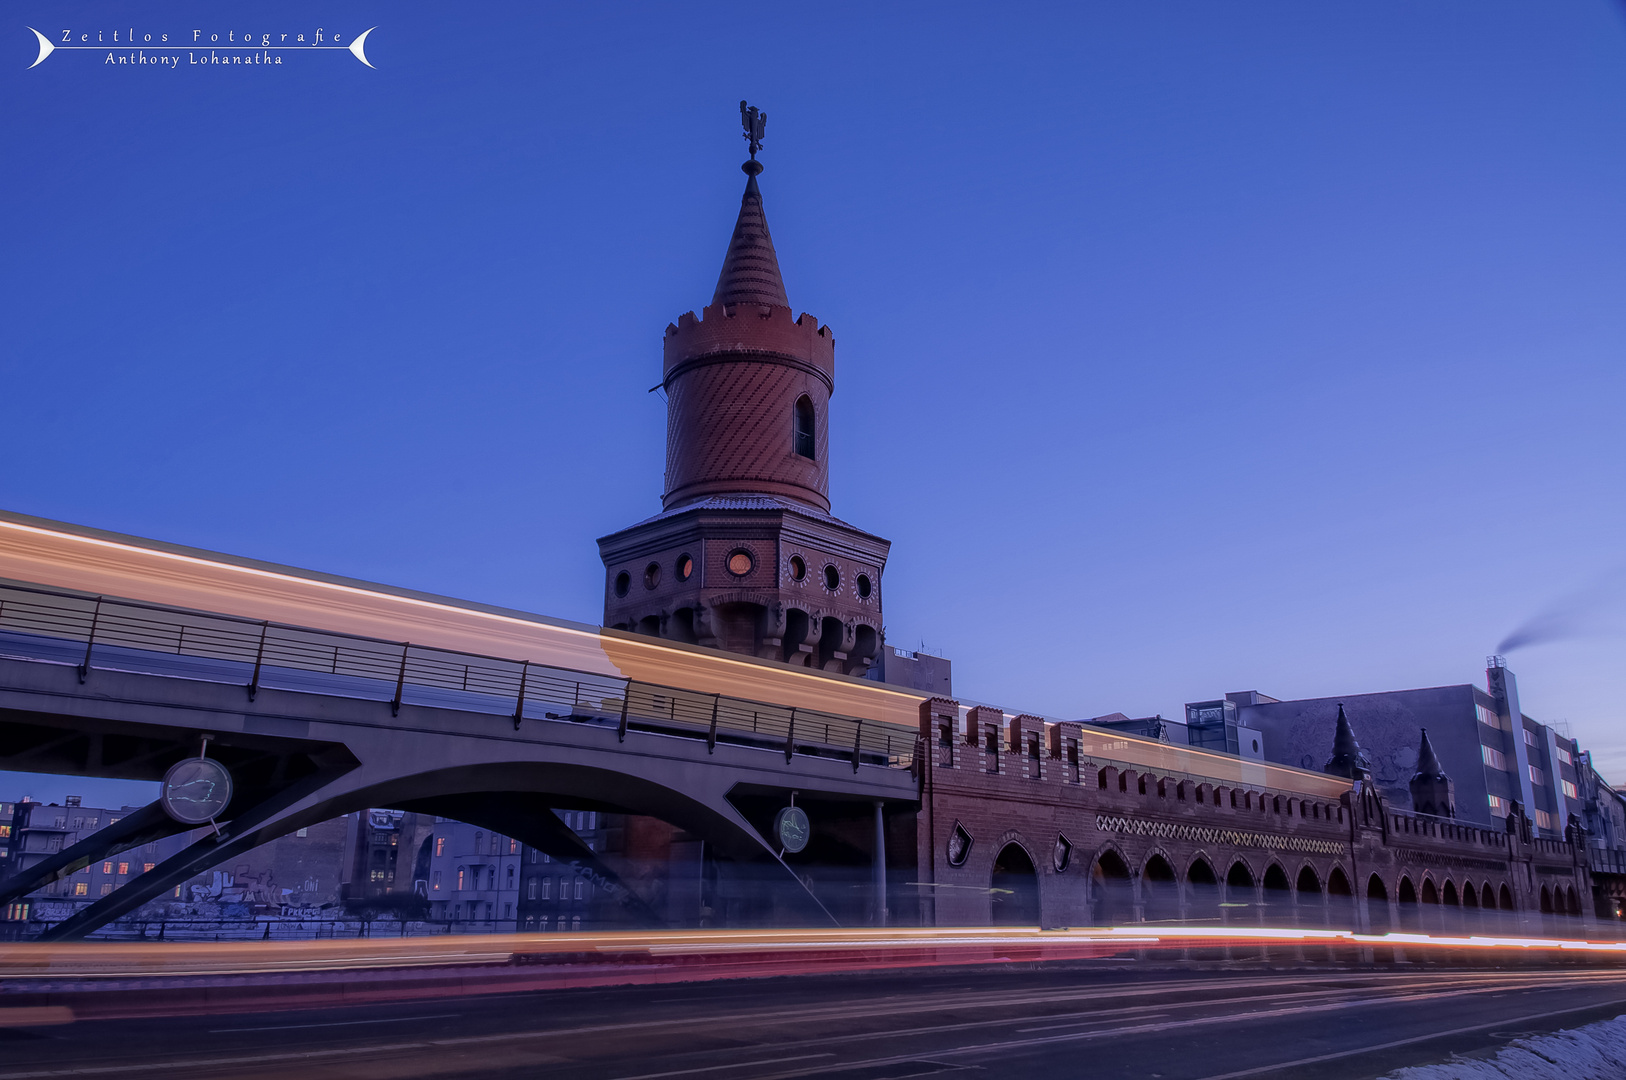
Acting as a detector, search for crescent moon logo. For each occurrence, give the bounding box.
[348,26,377,68]
[26,26,55,69]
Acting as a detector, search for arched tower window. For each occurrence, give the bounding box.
[793,395,815,460]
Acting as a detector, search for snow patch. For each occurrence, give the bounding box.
[1381,1015,1626,1079]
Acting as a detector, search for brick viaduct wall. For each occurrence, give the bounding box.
[910,699,1594,934]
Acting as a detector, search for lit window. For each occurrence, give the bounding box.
[432,871,442,890]
[727,550,753,576]
[456,867,466,891]
[1562,779,1579,799]
[1481,745,1507,770]
[0,825,10,839]
[509,838,519,854]
[102,861,113,874]
[117,862,129,875]
[73,882,88,896]
[142,863,154,873]
[676,554,693,582]
[435,837,445,857]
[788,555,806,582]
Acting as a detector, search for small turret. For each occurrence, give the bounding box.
[1409,727,1456,818]
[1323,704,1369,780]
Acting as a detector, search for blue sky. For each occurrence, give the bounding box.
[3,1,1624,807]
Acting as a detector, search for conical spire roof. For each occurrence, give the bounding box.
[1324,704,1368,779]
[1413,728,1448,781]
[712,168,790,309]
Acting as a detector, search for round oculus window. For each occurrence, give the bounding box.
[788,554,806,581]
[643,562,661,590]
[613,571,630,598]
[727,550,754,576]
[676,554,694,582]
[823,564,840,591]
[856,574,872,599]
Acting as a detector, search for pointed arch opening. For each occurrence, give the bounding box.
[1499,884,1514,912]
[1367,874,1391,934]
[1142,854,1179,924]
[1262,863,1291,926]
[991,842,1039,927]
[1186,857,1220,925]
[793,395,816,460]
[1091,849,1132,926]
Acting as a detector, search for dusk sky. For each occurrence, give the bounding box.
[3,1,1624,808]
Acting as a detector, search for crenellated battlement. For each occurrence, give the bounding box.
[663,302,834,385]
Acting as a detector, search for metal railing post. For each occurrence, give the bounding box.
[247,621,269,701]
[77,598,103,684]
[852,718,863,773]
[513,661,529,730]
[617,683,630,742]
[707,695,720,753]
[785,708,796,763]
[390,644,409,716]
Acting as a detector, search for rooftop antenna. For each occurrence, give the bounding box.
[740,100,767,175]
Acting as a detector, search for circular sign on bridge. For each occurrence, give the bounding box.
[160,757,233,825]
[774,805,811,854]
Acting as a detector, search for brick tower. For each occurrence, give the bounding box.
[597,104,889,675]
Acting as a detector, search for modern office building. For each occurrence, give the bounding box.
[1192,659,1586,836]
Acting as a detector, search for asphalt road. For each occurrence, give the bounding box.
[4,963,1626,1080]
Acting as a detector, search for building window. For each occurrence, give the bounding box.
[1476,705,1504,731]
[433,871,442,891]
[856,574,872,599]
[142,863,154,873]
[1488,794,1507,815]
[509,838,519,855]
[296,827,308,837]
[474,831,483,851]
[614,571,630,598]
[99,884,112,896]
[572,915,582,931]
[1562,779,1579,799]
[574,879,584,901]
[1481,745,1507,771]
[74,882,88,896]
[727,550,754,576]
[1557,747,1573,765]
[793,395,816,460]
[1529,765,1545,786]
[504,903,512,919]
[527,878,538,900]
[823,564,840,591]
[507,866,515,888]
[117,862,129,876]
[1535,809,1555,830]
[542,878,552,900]
[102,861,113,874]
[456,867,466,891]
[644,562,661,590]
[788,555,806,582]
[435,836,446,857]
[676,554,693,582]
[485,902,494,921]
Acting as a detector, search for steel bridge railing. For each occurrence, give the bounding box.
[0,583,915,773]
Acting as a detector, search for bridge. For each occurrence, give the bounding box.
[0,511,920,939]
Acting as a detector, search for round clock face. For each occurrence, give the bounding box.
[160,757,233,825]
[774,806,811,854]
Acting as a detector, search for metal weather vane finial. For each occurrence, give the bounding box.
[740,100,767,159]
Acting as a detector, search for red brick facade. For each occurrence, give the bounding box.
[914,698,1595,933]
